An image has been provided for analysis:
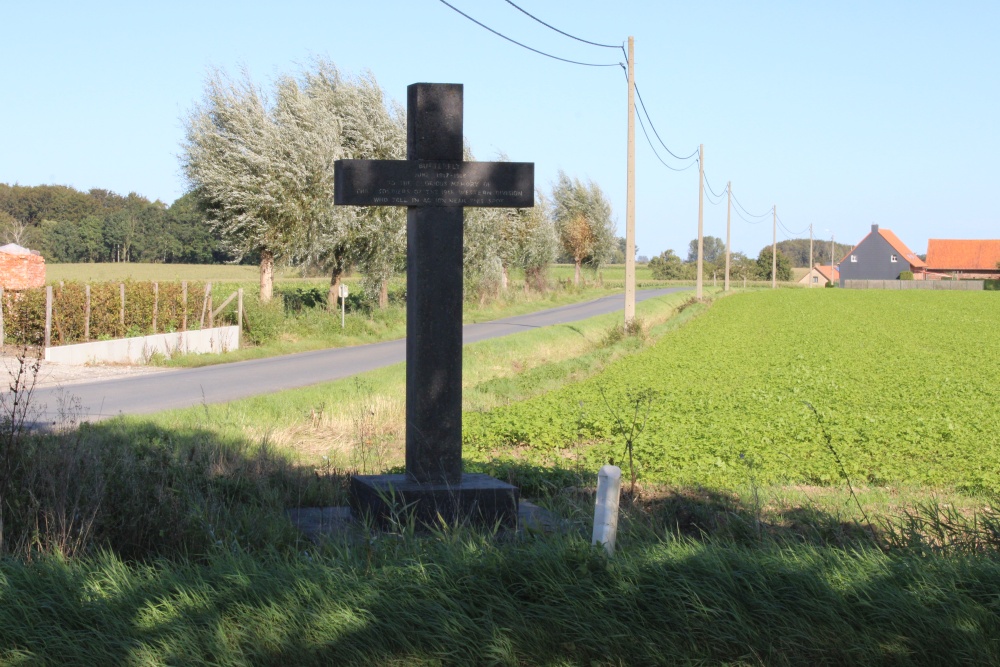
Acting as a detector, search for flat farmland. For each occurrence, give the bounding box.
[466,289,1000,491]
[45,263,305,283]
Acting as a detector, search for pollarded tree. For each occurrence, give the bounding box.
[513,191,558,291]
[552,171,617,285]
[182,68,335,302]
[299,63,407,309]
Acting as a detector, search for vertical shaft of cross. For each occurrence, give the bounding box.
[404,83,465,485]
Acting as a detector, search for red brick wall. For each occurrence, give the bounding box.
[0,253,46,290]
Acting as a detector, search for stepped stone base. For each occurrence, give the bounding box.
[349,473,519,529]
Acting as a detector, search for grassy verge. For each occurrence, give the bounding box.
[158,282,639,368]
[137,289,708,466]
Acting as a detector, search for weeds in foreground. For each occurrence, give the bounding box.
[804,401,880,547]
[597,386,658,497]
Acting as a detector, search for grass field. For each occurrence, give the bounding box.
[45,262,305,283]
[3,287,1000,664]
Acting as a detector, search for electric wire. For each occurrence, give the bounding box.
[438,0,622,67]
[702,173,727,206]
[633,82,699,161]
[636,107,698,172]
[703,172,727,200]
[777,215,810,237]
[730,190,772,219]
[502,0,621,48]
[732,206,767,225]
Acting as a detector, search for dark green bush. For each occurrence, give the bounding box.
[899,271,914,280]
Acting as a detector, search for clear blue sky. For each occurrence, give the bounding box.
[2,1,997,259]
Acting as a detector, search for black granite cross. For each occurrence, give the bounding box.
[335,83,534,527]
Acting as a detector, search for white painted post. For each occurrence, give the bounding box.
[592,465,622,555]
[339,283,348,329]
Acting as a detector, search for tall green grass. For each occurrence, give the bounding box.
[2,526,1000,665]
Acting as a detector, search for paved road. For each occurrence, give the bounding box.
[30,288,690,424]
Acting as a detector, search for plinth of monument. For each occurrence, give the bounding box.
[349,473,519,529]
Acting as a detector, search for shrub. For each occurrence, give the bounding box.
[899,271,914,280]
[2,280,221,346]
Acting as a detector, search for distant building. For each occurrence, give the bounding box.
[0,244,45,290]
[798,264,839,287]
[837,225,926,287]
[924,239,1000,280]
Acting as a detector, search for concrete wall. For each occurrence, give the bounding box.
[838,228,914,286]
[844,280,984,290]
[44,325,240,365]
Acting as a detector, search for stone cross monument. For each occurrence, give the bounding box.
[335,83,534,527]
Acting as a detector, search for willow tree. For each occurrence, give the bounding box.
[552,171,616,285]
[182,68,342,302]
[302,63,406,309]
[465,153,558,298]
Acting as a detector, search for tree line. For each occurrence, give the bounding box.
[646,236,856,282]
[0,184,222,264]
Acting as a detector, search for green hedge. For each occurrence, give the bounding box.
[1,280,233,346]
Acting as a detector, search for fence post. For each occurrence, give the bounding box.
[85,284,91,341]
[119,283,125,332]
[200,283,211,328]
[237,288,243,346]
[45,286,53,349]
[152,282,158,334]
[182,281,188,331]
[0,287,4,348]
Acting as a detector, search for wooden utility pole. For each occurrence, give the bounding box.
[724,181,732,291]
[696,144,705,299]
[771,205,777,289]
[808,224,814,287]
[624,35,636,324]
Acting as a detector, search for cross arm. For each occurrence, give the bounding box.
[334,160,534,208]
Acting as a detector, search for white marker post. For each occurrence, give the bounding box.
[339,283,349,329]
[592,465,622,555]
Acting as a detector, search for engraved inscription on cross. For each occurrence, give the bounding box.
[334,83,534,486]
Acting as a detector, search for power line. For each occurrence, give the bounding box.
[502,0,621,49]
[730,190,772,219]
[635,106,698,172]
[703,171,727,199]
[438,0,622,67]
[702,172,726,205]
[777,215,810,237]
[632,82,699,161]
[732,206,767,225]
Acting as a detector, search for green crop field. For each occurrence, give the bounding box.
[466,289,1000,491]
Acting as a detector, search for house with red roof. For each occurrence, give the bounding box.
[798,264,839,287]
[925,239,1000,280]
[837,224,926,287]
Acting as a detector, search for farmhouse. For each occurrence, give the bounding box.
[837,224,925,286]
[798,264,839,287]
[924,239,1000,280]
[0,243,45,289]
